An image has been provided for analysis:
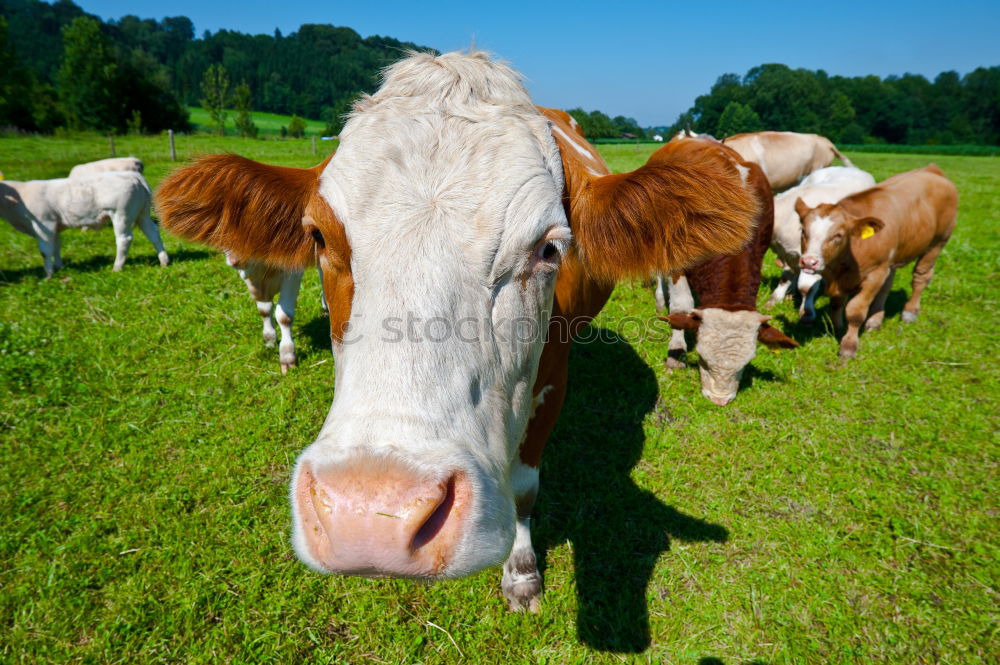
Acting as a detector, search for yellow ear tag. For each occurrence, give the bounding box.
[860,224,875,239]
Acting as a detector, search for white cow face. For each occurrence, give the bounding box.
[666,308,796,406]
[796,198,883,274]
[290,55,570,580]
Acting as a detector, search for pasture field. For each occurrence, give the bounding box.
[186,107,327,137]
[0,134,997,664]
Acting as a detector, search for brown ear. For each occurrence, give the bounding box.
[155,154,330,269]
[852,216,884,239]
[659,310,703,331]
[793,197,812,221]
[758,323,799,349]
[571,144,758,281]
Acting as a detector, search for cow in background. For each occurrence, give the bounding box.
[0,171,168,276]
[69,157,144,177]
[722,131,853,192]
[224,251,329,373]
[656,137,797,405]
[767,166,877,322]
[797,165,957,358]
[156,51,758,612]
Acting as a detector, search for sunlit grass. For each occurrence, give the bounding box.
[0,134,996,663]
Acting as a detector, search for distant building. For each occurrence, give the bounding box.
[622,132,637,139]
[652,134,664,142]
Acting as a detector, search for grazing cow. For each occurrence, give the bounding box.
[767,166,877,322]
[722,131,853,192]
[655,137,797,405]
[797,164,957,358]
[225,251,330,373]
[155,51,758,611]
[0,171,169,276]
[68,157,144,177]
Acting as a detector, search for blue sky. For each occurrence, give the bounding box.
[80,1,1000,126]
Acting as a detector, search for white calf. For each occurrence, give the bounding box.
[766,166,876,321]
[0,171,169,277]
[69,157,144,177]
[225,252,329,373]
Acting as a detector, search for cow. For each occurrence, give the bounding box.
[654,137,797,406]
[0,171,169,276]
[796,164,957,358]
[722,131,853,192]
[68,157,144,178]
[766,166,877,322]
[224,250,330,373]
[155,51,758,612]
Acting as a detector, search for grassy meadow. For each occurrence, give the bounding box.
[0,134,997,664]
[186,106,328,137]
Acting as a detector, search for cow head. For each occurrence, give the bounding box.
[662,309,796,405]
[796,197,884,274]
[156,51,757,581]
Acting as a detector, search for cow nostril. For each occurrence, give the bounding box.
[411,476,456,552]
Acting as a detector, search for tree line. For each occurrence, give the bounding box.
[669,63,1000,146]
[0,0,428,134]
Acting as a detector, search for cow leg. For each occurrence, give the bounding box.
[136,213,170,267]
[765,268,795,308]
[796,271,822,324]
[839,269,888,358]
[110,211,134,272]
[35,227,57,278]
[865,267,896,331]
[51,231,64,271]
[502,460,542,612]
[502,358,568,613]
[276,271,303,374]
[665,274,692,369]
[830,296,846,332]
[653,273,667,313]
[903,244,945,323]
[257,299,277,347]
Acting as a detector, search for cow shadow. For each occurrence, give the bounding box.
[533,328,729,652]
[0,249,212,285]
[699,658,772,665]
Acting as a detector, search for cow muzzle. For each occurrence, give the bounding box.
[292,454,471,578]
[799,256,822,274]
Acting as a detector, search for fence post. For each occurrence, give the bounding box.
[168,129,176,161]
[108,134,116,157]
[312,135,317,156]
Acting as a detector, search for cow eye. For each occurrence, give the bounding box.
[311,228,326,248]
[541,242,558,261]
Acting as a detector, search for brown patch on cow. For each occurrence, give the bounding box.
[156,153,334,269]
[570,140,759,282]
[758,323,799,348]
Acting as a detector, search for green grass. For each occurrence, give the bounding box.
[0,134,997,664]
[186,106,329,137]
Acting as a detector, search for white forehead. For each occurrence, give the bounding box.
[318,52,565,279]
[804,215,835,251]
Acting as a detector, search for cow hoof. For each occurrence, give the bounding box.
[280,360,296,375]
[263,335,277,348]
[799,314,815,326]
[864,320,882,332]
[838,347,857,359]
[158,252,170,267]
[502,571,542,613]
[665,356,686,371]
[502,548,542,613]
[901,311,918,323]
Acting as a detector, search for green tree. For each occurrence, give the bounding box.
[287,114,307,138]
[233,81,258,138]
[201,63,229,135]
[715,101,763,137]
[56,17,121,131]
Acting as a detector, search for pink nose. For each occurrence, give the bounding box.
[294,456,467,578]
[800,256,820,271]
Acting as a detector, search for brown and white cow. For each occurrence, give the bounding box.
[797,164,957,358]
[722,131,854,192]
[655,137,797,405]
[155,51,758,612]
